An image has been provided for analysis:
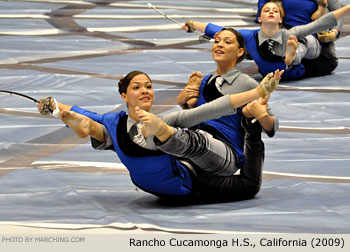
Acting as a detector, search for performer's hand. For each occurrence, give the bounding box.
[243,95,270,118]
[247,97,269,116]
[37,97,57,115]
[257,69,284,97]
[135,106,174,141]
[135,107,163,137]
[183,86,200,100]
[183,21,195,32]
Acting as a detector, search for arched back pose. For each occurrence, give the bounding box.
[184,2,350,80]
[38,69,282,203]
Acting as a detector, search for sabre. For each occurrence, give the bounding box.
[0,90,40,104]
[147,3,210,42]
[0,90,61,118]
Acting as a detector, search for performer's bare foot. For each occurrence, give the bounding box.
[285,35,298,67]
[135,107,174,142]
[60,110,90,138]
[186,72,202,108]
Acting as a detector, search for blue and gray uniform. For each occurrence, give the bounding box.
[71,107,194,197]
[158,67,279,175]
[256,0,344,31]
[206,12,338,80]
[71,95,250,198]
[70,99,266,202]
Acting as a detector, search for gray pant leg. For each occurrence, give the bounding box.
[293,35,321,65]
[155,128,238,176]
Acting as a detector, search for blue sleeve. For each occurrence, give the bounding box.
[70,105,105,124]
[256,0,269,23]
[205,23,224,38]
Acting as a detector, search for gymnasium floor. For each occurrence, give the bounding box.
[0,0,350,234]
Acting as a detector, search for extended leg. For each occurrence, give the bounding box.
[285,35,298,66]
[155,128,239,176]
[193,117,264,202]
[292,35,322,66]
[302,42,338,78]
[239,116,265,192]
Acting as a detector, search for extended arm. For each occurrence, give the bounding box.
[327,0,344,36]
[37,98,105,142]
[166,94,238,128]
[330,3,349,21]
[139,70,283,142]
[312,0,343,42]
[185,22,235,40]
[183,21,208,33]
[289,4,349,39]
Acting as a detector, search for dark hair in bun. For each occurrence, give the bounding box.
[118,70,151,94]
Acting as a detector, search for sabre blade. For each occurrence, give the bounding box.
[147,2,205,37]
[0,90,40,104]
[147,3,183,27]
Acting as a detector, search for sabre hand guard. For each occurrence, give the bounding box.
[39,97,60,118]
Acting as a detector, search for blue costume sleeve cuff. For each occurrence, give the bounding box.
[70,105,84,113]
[205,23,224,38]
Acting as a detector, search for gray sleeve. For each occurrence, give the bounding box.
[221,74,259,95]
[220,73,279,137]
[91,125,114,150]
[287,12,337,39]
[161,94,236,128]
[236,74,259,90]
[327,0,344,34]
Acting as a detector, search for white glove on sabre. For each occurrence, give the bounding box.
[52,99,60,118]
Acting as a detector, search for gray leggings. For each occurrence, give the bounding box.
[155,128,239,176]
[293,35,322,65]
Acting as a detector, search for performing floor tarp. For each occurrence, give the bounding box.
[0,0,350,234]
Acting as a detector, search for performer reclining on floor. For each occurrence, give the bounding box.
[37,68,282,203]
